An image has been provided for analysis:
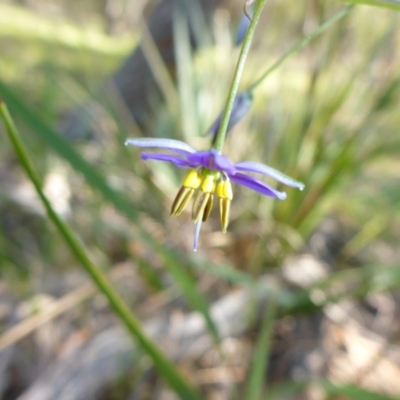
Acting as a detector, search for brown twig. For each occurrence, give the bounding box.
[244,0,254,21]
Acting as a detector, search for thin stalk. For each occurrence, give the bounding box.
[0,97,202,400]
[248,5,354,93]
[0,80,219,350]
[336,0,400,12]
[213,0,268,152]
[245,300,277,400]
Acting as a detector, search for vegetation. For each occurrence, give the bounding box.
[1,0,400,399]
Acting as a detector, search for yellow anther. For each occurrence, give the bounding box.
[219,198,231,233]
[200,175,216,193]
[203,193,214,222]
[192,191,212,223]
[216,179,232,232]
[173,171,219,222]
[171,186,194,216]
[183,170,202,189]
[216,180,233,200]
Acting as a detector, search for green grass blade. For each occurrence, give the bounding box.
[267,380,398,400]
[245,300,277,400]
[0,97,203,400]
[323,381,398,400]
[266,380,308,399]
[0,80,140,222]
[161,252,220,341]
[335,0,400,12]
[0,80,219,342]
[0,2,134,55]
[173,2,198,141]
[249,5,354,92]
[190,257,256,286]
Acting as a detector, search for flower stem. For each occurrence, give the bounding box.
[213,0,268,152]
[0,96,202,400]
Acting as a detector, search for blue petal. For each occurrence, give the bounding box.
[125,138,196,154]
[141,153,195,168]
[230,173,287,200]
[235,161,305,190]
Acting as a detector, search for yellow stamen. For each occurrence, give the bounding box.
[219,198,231,233]
[192,174,216,222]
[172,170,219,223]
[192,191,211,223]
[171,187,194,216]
[216,180,233,200]
[203,193,214,222]
[171,170,202,216]
[183,170,202,189]
[216,179,233,232]
[200,175,216,193]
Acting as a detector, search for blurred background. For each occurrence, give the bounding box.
[1,0,400,399]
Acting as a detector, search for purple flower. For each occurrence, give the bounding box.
[125,138,304,251]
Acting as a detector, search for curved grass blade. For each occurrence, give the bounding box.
[0,97,203,400]
[245,300,277,400]
[248,5,354,92]
[0,80,219,342]
[323,381,398,400]
[267,380,397,400]
[335,0,400,12]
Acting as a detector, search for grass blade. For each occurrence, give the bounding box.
[0,96,203,399]
[267,380,398,400]
[336,0,400,12]
[323,381,398,400]
[245,300,277,400]
[0,80,219,342]
[248,5,354,92]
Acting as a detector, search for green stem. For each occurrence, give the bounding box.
[0,97,202,400]
[248,5,354,92]
[0,80,218,350]
[213,0,268,152]
[245,300,277,400]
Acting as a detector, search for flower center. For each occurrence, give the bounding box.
[171,169,233,233]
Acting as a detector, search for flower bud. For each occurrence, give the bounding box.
[208,91,253,145]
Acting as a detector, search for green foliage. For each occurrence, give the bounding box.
[0,98,203,400]
[1,0,400,398]
[267,380,399,399]
[245,302,276,400]
[336,0,400,12]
